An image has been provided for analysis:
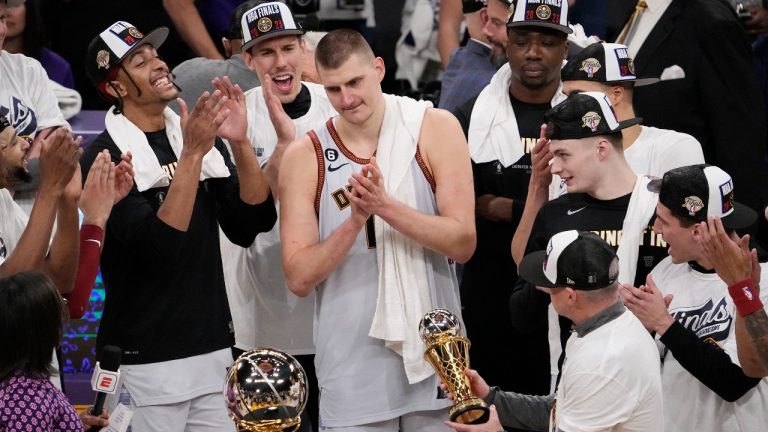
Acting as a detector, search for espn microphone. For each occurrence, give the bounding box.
[87,345,122,432]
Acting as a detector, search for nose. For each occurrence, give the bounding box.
[482,21,493,39]
[340,88,355,108]
[525,42,543,59]
[20,137,31,152]
[652,217,662,235]
[550,159,562,175]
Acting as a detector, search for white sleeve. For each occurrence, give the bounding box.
[656,133,705,175]
[27,58,68,131]
[557,372,639,432]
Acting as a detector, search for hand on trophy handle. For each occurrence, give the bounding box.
[444,405,503,432]
[442,369,490,401]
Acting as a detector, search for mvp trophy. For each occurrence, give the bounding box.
[224,348,308,431]
[420,308,490,424]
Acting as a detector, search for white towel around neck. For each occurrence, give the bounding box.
[616,175,658,285]
[105,107,230,192]
[468,63,566,167]
[368,94,435,384]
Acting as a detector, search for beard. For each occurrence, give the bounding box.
[9,165,32,185]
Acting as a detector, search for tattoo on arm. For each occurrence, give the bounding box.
[744,309,768,372]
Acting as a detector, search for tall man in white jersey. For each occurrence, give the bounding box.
[219,3,336,428]
[279,29,476,431]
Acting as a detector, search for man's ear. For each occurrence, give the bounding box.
[105,80,126,98]
[222,37,232,58]
[595,137,611,160]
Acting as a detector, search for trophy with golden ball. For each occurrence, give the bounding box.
[419,308,490,424]
[224,348,308,431]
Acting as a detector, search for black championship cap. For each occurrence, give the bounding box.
[545,91,641,140]
[86,21,168,86]
[519,230,618,290]
[507,0,572,34]
[241,1,304,52]
[463,0,488,13]
[647,164,757,230]
[562,42,659,87]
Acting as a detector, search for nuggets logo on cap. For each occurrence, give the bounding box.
[257,17,272,33]
[579,58,601,78]
[536,5,552,19]
[96,50,110,70]
[128,27,143,39]
[683,196,704,216]
[581,112,601,132]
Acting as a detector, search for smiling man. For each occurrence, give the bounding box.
[81,20,276,431]
[508,91,667,395]
[218,3,336,429]
[621,164,768,432]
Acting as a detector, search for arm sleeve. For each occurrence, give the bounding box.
[487,386,554,431]
[659,320,762,401]
[207,138,277,248]
[509,210,552,333]
[80,140,187,263]
[64,224,103,319]
[698,8,767,212]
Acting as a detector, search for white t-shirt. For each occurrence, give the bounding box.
[220,82,337,353]
[652,258,768,432]
[0,51,68,138]
[553,310,664,432]
[551,125,704,199]
[0,189,29,265]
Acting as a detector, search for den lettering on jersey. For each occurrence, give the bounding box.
[0,96,38,138]
[324,146,378,249]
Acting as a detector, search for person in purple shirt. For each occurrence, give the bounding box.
[0,271,109,431]
[2,0,75,89]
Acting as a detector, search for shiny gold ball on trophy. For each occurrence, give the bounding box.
[224,348,308,431]
[419,309,490,425]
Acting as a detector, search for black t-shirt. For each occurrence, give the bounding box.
[508,191,669,389]
[81,130,277,364]
[459,93,551,295]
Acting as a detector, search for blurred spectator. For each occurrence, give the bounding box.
[438,0,498,114]
[437,0,464,68]
[2,0,74,89]
[170,0,263,113]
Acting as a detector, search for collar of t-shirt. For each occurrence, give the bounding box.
[283,84,312,119]
[573,300,626,337]
[688,260,717,274]
[582,191,632,208]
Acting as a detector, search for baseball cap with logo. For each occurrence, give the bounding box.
[507,0,572,35]
[462,0,488,13]
[85,21,168,86]
[228,0,271,40]
[519,230,618,290]
[647,164,757,230]
[241,1,304,53]
[545,91,641,140]
[562,42,659,87]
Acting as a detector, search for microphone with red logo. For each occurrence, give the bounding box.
[86,345,122,432]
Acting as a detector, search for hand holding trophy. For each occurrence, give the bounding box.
[224,348,308,431]
[419,309,490,424]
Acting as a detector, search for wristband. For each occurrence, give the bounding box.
[728,278,763,317]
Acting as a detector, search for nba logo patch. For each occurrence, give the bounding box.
[256,147,264,157]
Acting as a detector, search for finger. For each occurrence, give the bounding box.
[212,105,231,128]
[664,294,674,307]
[107,161,116,189]
[178,98,189,123]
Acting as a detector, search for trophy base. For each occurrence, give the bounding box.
[449,397,490,425]
[235,418,301,431]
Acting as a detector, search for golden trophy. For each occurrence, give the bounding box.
[224,348,308,431]
[419,309,490,424]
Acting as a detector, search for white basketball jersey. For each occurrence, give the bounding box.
[309,118,460,427]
